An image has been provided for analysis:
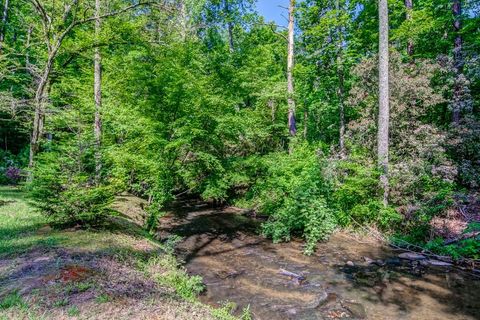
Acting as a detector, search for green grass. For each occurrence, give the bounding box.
[0,186,53,256]
[0,292,27,310]
[95,293,110,304]
[66,305,80,317]
[0,186,154,257]
[0,186,246,320]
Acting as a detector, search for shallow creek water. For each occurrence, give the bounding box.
[157,202,480,320]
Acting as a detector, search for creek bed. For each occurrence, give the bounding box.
[158,203,480,320]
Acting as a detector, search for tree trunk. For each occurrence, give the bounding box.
[94,0,103,183]
[0,0,9,53]
[405,0,413,56]
[378,0,390,206]
[26,25,32,70]
[29,54,55,170]
[338,71,345,157]
[287,0,296,136]
[179,0,187,41]
[303,111,308,139]
[452,0,463,125]
[336,0,345,157]
[224,1,234,52]
[268,99,276,123]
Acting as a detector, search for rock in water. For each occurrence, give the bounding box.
[343,301,367,319]
[346,261,355,267]
[286,308,297,316]
[398,252,427,260]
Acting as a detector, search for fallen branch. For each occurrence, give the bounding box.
[444,231,480,245]
[279,268,306,282]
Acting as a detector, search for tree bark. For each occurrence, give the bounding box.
[338,70,345,157]
[452,0,463,124]
[94,0,103,183]
[303,111,307,139]
[179,0,187,41]
[224,1,234,52]
[0,0,9,53]
[29,53,55,170]
[287,0,296,136]
[26,25,32,69]
[336,0,345,157]
[405,0,413,56]
[378,0,390,206]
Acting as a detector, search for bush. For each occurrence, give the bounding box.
[331,155,402,228]
[28,151,114,225]
[248,143,337,254]
[144,254,204,301]
[0,150,24,184]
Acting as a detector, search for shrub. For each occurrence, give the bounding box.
[5,166,22,184]
[28,151,114,225]
[144,254,204,301]
[249,143,337,254]
[0,150,25,184]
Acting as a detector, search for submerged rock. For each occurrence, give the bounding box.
[306,291,328,309]
[385,257,402,266]
[342,301,367,319]
[286,308,297,315]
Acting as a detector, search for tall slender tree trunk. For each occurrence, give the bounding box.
[378,0,390,206]
[94,0,103,183]
[338,70,345,157]
[26,26,32,69]
[287,0,296,137]
[29,53,55,171]
[336,0,345,157]
[452,0,464,125]
[224,1,234,52]
[303,111,308,139]
[179,0,187,41]
[0,0,9,53]
[405,0,414,56]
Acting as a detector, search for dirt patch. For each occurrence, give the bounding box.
[59,265,93,282]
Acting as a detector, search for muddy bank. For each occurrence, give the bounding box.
[158,202,480,320]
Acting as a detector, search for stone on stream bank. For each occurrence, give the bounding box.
[398,252,427,260]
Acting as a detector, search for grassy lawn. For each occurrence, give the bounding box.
[0,186,245,320]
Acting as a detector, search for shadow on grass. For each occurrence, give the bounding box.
[0,186,26,200]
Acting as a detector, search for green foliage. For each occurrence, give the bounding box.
[2,0,479,263]
[247,144,337,254]
[145,255,204,301]
[95,294,110,304]
[67,306,80,317]
[144,208,166,235]
[0,292,27,310]
[28,151,114,225]
[425,237,480,260]
[0,149,26,185]
[211,302,252,320]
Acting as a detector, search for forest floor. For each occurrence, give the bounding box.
[0,186,236,320]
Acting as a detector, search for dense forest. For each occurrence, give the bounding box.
[1,0,479,258]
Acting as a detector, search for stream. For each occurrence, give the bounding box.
[157,201,480,320]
